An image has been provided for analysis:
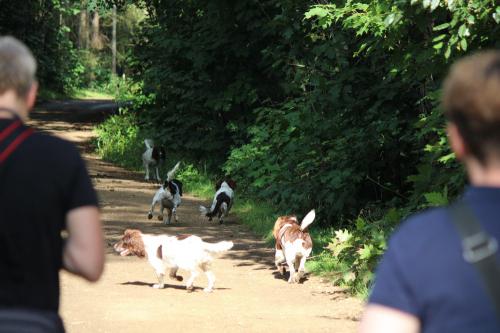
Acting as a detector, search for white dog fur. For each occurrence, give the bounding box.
[143,139,166,182]
[114,229,233,292]
[199,180,235,224]
[273,210,315,283]
[148,161,181,224]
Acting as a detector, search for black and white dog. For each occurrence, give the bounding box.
[148,162,183,224]
[143,139,166,182]
[199,179,236,224]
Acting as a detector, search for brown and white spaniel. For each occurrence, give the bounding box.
[273,210,315,283]
[114,229,233,292]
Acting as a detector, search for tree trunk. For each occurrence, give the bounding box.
[90,10,103,50]
[112,5,117,75]
[78,6,89,49]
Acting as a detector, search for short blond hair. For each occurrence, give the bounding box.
[0,36,37,97]
[443,50,500,163]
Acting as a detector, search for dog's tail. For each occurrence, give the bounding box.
[144,139,154,149]
[166,161,181,181]
[202,240,234,254]
[300,209,316,231]
[199,205,209,216]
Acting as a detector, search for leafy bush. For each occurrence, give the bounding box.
[93,0,498,294]
[95,111,143,169]
[308,211,399,297]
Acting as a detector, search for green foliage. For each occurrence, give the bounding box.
[93,0,499,294]
[308,210,401,297]
[0,0,82,94]
[95,111,143,169]
[232,200,278,244]
[175,164,214,199]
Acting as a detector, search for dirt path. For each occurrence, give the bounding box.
[30,103,363,333]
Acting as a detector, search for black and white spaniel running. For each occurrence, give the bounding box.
[143,139,166,182]
[148,162,183,224]
[199,179,236,224]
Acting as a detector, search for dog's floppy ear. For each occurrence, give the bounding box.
[300,210,315,231]
[227,179,236,190]
[156,245,162,259]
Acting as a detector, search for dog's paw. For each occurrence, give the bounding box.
[203,287,213,293]
[157,215,163,221]
[186,285,194,292]
[152,284,165,289]
[170,274,183,281]
[288,275,296,284]
[147,213,153,220]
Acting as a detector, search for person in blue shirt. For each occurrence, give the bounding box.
[359,51,500,333]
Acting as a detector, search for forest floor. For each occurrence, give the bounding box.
[30,101,363,333]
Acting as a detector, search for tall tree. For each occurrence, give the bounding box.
[111,4,117,75]
[78,2,89,49]
[90,10,103,50]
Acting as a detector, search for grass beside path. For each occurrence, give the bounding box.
[71,88,114,100]
[38,88,114,101]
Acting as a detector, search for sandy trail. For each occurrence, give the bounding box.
[29,103,363,333]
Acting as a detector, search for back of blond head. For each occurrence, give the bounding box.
[0,36,37,97]
[443,50,500,163]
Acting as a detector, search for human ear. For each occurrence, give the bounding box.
[447,123,467,161]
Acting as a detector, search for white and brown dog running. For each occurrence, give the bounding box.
[143,139,166,182]
[273,210,315,283]
[114,229,233,292]
[199,179,236,224]
[148,162,182,224]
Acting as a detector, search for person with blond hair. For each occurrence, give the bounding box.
[0,36,104,332]
[360,51,500,333]
[359,51,500,333]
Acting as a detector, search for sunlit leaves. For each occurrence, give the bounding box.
[493,7,500,24]
[304,5,335,29]
[384,12,403,27]
[424,190,448,206]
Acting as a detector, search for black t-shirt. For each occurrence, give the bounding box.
[0,119,98,312]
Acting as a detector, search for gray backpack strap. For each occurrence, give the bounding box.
[450,202,500,319]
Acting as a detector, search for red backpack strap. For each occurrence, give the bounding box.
[0,121,34,164]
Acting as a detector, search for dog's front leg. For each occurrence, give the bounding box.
[185,270,199,292]
[285,253,297,284]
[155,166,161,182]
[296,255,307,283]
[173,208,178,223]
[148,198,158,220]
[153,272,165,289]
[144,162,150,181]
[218,207,224,224]
[172,196,181,222]
[275,248,286,273]
[158,202,164,222]
[168,267,183,281]
[164,208,172,224]
[201,263,215,293]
